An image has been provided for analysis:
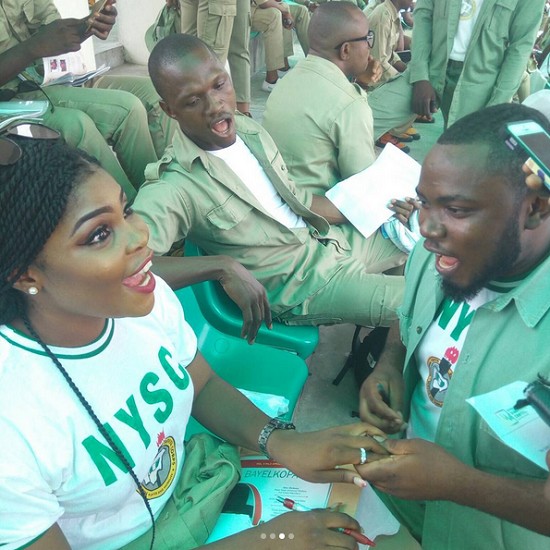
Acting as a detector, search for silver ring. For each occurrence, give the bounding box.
[359,447,368,465]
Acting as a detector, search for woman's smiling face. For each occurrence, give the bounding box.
[22,168,156,345]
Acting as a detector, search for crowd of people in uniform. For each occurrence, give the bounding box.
[1,0,550,548]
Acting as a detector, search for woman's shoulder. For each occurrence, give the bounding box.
[146,275,197,353]
[149,275,185,321]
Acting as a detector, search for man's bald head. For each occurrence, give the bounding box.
[147,33,237,151]
[308,1,368,58]
[148,34,218,101]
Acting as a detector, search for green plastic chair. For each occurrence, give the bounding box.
[175,286,310,437]
[184,240,319,359]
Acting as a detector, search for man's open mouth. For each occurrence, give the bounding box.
[424,242,461,276]
[210,115,233,137]
[435,254,460,274]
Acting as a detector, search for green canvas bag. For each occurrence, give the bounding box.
[145,5,181,53]
[120,433,242,549]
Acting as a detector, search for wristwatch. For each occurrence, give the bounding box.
[258,418,296,458]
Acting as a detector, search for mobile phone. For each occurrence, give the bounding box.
[85,0,110,32]
[90,0,109,16]
[506,120,550,191]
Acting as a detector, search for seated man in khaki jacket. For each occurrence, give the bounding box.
[134,34,410,329]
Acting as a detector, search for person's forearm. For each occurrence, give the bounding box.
[370,25,397,78]
[450,467,550,535]
[372,43,396,79]
[152,255,243,290]
[381,59,399,80]
[1,16,91,87]
[310,195,347,224]
[257,0,288,12]
[192,374,270,452]
[374,322,406,375]
[0,42,40,87]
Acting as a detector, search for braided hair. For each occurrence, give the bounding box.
[0,138,156,548]
[0,137,97,324]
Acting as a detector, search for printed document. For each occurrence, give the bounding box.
[467,381,550,471]
[326,143,421,239]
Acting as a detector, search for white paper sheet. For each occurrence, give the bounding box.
[238,388,289,417]
[355,482,400,544]
[325,143,421,240]
[467,381,550,471]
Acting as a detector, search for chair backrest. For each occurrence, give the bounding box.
[184,240,319,359]
[175,286,309,438]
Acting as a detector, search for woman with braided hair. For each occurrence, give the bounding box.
[0,136,390,549]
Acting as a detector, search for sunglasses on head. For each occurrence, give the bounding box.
[334,30,375,50]
[0,123,60,166]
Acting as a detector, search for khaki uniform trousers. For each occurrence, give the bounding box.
[251,2,309,71]
[228,0,251,103]
[367,71,417,140]
[18,75,173,199]
[180,0,237,63]
[94,75,177,161]
[278,229,406,327]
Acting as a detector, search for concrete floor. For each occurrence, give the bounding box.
[107,48,445,432]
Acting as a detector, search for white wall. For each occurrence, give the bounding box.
[54,0,88,18]
[53,0,96,69]
[53,0,165,66]
[116,0,165,65]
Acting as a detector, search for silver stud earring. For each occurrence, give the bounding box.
[28,286,39,295]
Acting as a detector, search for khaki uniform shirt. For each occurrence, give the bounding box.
[0,0,59,48]
[263,55,375,196]
[368,0,402,84]
[363,0,383,18]
[408,0,546,125]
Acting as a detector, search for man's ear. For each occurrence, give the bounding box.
[159,100,176,120]
[525,193,550,229]
[11,268,41,296]
[338,42,350,61]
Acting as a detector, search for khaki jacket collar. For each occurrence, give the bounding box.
[170,114,330,234]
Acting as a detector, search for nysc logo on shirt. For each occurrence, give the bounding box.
[142,431,177,499]
[81,345,190,488]
[426,346,459,407]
